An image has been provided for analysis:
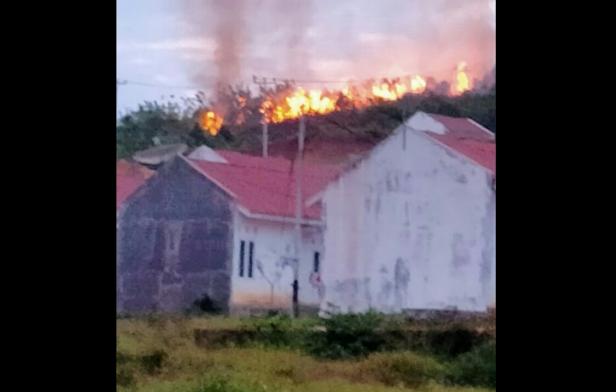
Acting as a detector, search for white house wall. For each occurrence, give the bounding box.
[320,122,495,314]
[229,210,324,313]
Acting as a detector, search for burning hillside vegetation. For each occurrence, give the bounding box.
[198,62,475,136]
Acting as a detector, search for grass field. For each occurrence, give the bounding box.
[117,315,495,392]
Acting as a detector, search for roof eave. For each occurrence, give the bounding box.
[413,128,495,174]
[237,205,323,226]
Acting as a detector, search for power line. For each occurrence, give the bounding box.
[252,75,353,85]
[117,79,127,100]
[252,75,418,85]
[119,77,353,90]
[120,79,206,90]
[118,72,426,92]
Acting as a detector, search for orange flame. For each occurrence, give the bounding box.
[371,80,407,101]
[258,63,471,124]
[199,110,223,136]
[260,87,338,124]
[341,86,352,99]
[455,62,471,95]
[410,75,426,94]
[235,96,247,125]
[261,79,412,123]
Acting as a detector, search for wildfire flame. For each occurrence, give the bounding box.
[454,62,471,95]
[235,96,247,125]
[199,110,224,136]
[201,62,474,128]
[410,75,426,94]
[260,87,339,124]
[372,81,407,101]
[260,75,432,124]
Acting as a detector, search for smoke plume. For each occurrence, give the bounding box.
[180,0,495,93]
[181,0,314,91]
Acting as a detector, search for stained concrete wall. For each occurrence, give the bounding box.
[229,212,325,314]
[320,119,495,314]
[117,157,234,313]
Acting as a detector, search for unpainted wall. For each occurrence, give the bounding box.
[320,122,495,314]
[117,157,234,313]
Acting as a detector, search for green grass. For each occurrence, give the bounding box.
[117,316,495,392]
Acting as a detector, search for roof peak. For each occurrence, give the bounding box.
[407,111,495,172]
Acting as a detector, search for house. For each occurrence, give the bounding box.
[314,111,495,315]
[116,146,340,314]
[117,159,154,214]
[133,143,188,168]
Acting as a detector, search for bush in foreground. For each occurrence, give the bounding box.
[446,341,496,388]
[306,311,386,359]
[362,351,447,388]
[192,376,267,392]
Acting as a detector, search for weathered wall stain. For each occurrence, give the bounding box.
[394,258,410,310]
[320,121,495,314]
[452,234,470,268]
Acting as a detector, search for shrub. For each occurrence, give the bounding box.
[425,325,487,357]
[446,341,496,388]
[306,311,386,359]
[362,351,447,388]
[192,294,223,314]
[248,313,302,348]
[193,376,267,392]
[139,349,168,374]
[116,366,135,388]
[116,351,132,365]
[116,348,169,387]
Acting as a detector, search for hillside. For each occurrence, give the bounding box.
[116,88,495,163]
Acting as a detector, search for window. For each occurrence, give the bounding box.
[238,240,245,277]
[248,241,254,278]
[313,252,320,273]
[239,240,255,278]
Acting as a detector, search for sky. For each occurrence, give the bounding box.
[117,0,495,117]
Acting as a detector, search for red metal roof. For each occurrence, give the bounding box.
[116,160,154,209]
[423,113,495,173]
[189,151,341,220]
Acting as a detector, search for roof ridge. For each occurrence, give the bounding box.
[192,159,337,180]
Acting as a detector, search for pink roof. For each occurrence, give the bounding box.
[189,151,341,220]
[423,113,495,173]
[117,160,154,209]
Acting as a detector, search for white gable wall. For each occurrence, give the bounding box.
[188,145,229,163]
[320,122,495,314]
[229,210,324,313]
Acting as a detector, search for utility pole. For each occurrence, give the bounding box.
[252,75,303,316]
[262,121,268,158]
[293,115,305,318]
[253,75,276,158]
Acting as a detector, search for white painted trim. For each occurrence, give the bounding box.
[306,191,323,206]
[466,118,495,137]
[411,128,494,174]
[237,205,323,226]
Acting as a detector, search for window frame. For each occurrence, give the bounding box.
[248,241,254,278]
[238,240,245,277]
[313,251,320,273]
